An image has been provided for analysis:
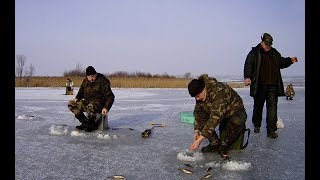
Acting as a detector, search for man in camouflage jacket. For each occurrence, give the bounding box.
[188,74,247,156]
[68,66,115,132]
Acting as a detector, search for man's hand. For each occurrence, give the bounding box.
[189,139,201,151]
[101,108,108,116]
[189,134,205,151]
[70,98,78,103]
[291,57,298,63]
[244,78,251,86]
[193,130,200,140]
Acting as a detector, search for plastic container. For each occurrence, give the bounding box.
[179,112,195,124]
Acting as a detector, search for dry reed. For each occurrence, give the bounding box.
[15,76,246,88]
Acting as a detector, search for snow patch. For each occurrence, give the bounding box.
[17,115,35,120]
[205,161,221,168]
[70,130,87,137]
[177,149,205,161]
[97,133,118,140]
[221,161,252,171]
[277,117,284,128]
[49,125,68,135]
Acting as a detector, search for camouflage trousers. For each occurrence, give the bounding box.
[197,108,247,145]
[67,99,103,122]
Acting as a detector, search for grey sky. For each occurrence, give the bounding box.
[15,0,305,77]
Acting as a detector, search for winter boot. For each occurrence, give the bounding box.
[76,122,87,130]
[267,131,278,139]
[254,127,260,133]
[201,143,219,153]
[84,117,96,132]
[75,113,88,130]
[202,130,220,153]
[218,140,229,156]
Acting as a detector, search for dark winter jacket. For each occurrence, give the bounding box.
[76,73,115,111]
[243,44,293,97]
[193,74,245,139]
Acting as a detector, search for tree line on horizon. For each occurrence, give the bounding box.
[16,54,192,79]
[63,63,192,79]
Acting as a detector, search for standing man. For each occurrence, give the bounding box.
[243,33,298,138]
[68,66,115,132]
[188,74,247,156]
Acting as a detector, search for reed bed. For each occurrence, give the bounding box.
[15,76,246,88]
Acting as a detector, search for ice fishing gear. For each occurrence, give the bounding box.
[141,128,152,137]
[141,122,165,138]
[150,122,165,127]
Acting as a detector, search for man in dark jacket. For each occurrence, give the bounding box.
[188,74,247,156]
[243,33,298,138]
[68,66,115,132]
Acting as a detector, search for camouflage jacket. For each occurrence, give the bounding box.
[193,74,245,139]
[76,73,115,111]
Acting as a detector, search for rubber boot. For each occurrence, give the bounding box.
[219,140,229,156]
[201,131,220,153]
[75,113,88,130]
[84,117,96,132]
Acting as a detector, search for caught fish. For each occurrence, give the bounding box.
[206,167,212,172]
[200,173,213,179]
[107,175,126,179]
[184,163,193,168]
[179,168,193,174]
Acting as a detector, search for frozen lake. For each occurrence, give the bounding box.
[15,87,305,180]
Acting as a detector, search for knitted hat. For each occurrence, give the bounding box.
[86,66,97,76]
[188,79,205,97]
[261,33,273,46]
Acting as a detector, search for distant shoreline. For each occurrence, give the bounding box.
[15,76,304,88]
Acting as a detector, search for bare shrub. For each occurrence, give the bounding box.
[63,63,85,77]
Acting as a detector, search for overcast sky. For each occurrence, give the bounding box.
[15,0,305,77]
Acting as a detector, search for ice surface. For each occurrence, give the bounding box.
[15,87,305,180]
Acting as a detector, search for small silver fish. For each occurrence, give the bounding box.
[179,168,193,174]
[206,167,212,172]
[200,173,212,179]
[107,175,126,179]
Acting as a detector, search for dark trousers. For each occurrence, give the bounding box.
[252,84,278,132]
[219,108,247,145]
